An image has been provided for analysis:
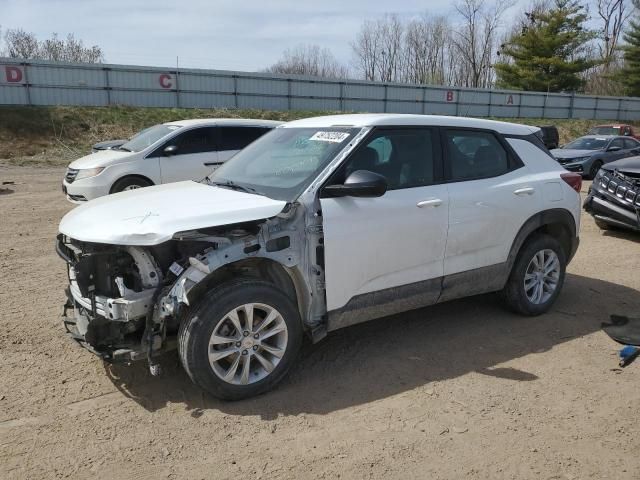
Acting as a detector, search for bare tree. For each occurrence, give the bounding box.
[450,0,514,88]
[596,0,632,66]
[265,44,348,79]
[403,15,452,84]
[351,15,405,82]
[3,28,40,58]
[2,28,104,63]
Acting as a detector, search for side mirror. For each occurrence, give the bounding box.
[607,145,622,152]
[164,145,178,156]
[323,170,387,198]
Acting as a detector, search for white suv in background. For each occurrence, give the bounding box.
[57,114,581,400]
[62,118,282,202]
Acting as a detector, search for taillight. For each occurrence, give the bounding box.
[561,172,582,193]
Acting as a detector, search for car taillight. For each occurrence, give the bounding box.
[561,172,582,193]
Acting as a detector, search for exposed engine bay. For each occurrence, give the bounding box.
[56,202,326,367]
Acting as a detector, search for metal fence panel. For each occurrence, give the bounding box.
[179,73,235,93]
[2,58,640,120]
[0,85,27,104]
[290,81,341,98]
[110,90,176,108]
[179,92,236,108]
[29,86,107,106]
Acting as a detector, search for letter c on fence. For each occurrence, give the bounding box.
[5,66,23,83]
[159,74,172,89]
[446,90,454,102]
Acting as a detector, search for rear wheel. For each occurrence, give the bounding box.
[178,279,302,400]
[502,234,566,316]
[111,176,153,193]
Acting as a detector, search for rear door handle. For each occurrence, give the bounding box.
[513,187,535,196]
[417,198,443,208]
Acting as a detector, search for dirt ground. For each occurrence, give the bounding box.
[1,164,639,480]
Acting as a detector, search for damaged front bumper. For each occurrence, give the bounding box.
[584,170,640,231]
[56,235,166,363]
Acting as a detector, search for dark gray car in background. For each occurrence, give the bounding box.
[550,135,640,178]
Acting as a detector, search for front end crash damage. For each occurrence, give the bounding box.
[56,202,326,366]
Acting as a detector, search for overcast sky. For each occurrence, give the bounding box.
[3,0,531,71]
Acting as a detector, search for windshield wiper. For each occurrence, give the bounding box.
[210,180,263,196]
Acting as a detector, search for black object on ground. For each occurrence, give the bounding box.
[602,315,640,346]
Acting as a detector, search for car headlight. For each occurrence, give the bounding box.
[75,167,105,180]
[566,157,590,164]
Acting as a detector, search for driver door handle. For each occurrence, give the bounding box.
[417,198,443,208]
[204,161,223,166]
[513,187,535,196]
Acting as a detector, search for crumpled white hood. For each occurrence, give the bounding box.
[59,181,286,245]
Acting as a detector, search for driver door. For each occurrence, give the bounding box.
[320,128,449,317]
[156,127,220,183]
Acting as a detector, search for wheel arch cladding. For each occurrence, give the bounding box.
[184,257,309,328]
[507,209,577,273]
[109,174,155,193]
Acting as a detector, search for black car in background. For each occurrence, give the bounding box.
[536,125,560,150]
[584,156,640,232]
[91,139,127,153]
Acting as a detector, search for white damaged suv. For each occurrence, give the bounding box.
[57,114,581,400]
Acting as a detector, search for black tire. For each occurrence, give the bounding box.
[111,176,153,193]
[588,160,603,180]
[502,234,567,316]
[178,279,303,401]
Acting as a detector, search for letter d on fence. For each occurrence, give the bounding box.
[5,66,23,83]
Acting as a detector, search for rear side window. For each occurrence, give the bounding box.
[623,138,638,149]
[219,127,271,151]
[610,138,625,149]
[445,130,510,181]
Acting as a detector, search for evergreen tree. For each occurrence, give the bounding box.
[494,0,598,92]
[619,15,640,96]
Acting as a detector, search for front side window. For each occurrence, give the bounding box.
[336,129,436,190]
[208,127,359,201]
[218,127,271,151]
[610,138,625,150]
[446,130,510,181]
[171,127,217,155]
[119,124,180,152]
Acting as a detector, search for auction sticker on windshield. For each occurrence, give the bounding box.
[310,131,351,143]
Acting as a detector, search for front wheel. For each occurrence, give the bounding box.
[502,234,567,316]
[588,160,603,179]
[111,176,153,193]
[178,279,302,400]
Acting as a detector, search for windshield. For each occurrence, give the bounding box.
[119,124,180,152]
[208,127,360,201]
[588,127,619,136]
[564,137,609,151]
